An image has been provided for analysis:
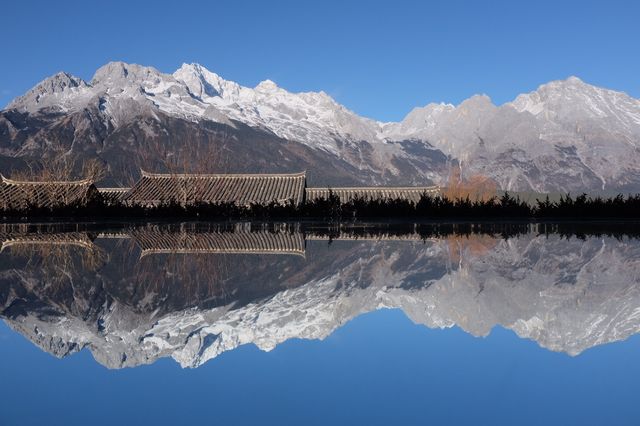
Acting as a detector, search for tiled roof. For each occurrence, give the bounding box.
[0,175,95,210]
[97,187,130,205]
[130,227,305,257]
[306,186,440,204]
[123,171,306,206]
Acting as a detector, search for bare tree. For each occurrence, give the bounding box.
[135,131,230,205]
[5,146,108,208]
[81,158,107,183]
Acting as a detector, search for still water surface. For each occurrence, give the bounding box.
[1,222,639,425]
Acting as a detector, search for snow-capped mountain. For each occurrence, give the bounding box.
[2,227,640,368]
[9,62,380,152]
[3,61,640,192]
[384,77,640,191]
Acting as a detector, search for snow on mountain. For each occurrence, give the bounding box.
[5,62,640,192]
[383,76,640,155]
[511,76,640,129]
[173,63,381,151]
[7,62,381,155]
[507,77,640,190]
[381,77,640,192]
[8,71,92,113]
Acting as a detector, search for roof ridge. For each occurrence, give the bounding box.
[307,186,440,190]
[139,169,306,179]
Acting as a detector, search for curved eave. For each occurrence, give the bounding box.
[0,239,96,252]
[1,174,94,186]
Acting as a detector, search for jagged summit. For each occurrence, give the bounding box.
[42,71,87,91]
[91,61,164,85]
[7,71,88,112]
[173,62,235,98]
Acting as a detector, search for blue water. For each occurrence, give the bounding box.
[2,309,639,426]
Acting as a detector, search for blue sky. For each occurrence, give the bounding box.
[2,0,639,121]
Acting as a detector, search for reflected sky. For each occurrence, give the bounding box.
[1,222,640,425]
[2,311,640,425]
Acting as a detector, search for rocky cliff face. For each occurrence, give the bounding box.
[3,62,640,191]
[1,227,640,368]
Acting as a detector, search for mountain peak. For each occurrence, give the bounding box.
[566,75,584,84]
[173,62,231,99]
[51,71,82,84]
[457,94,495,111]
[533,75,594,95]
[91,61,163,85]
[6,71,88,112]
[255,79,279,92]
[27,71,86,94]
[175,62,215,79]
[179,62,204,73]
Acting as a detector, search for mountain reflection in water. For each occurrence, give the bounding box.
[1,222,640,369]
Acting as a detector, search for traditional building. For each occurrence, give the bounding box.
[130,227,306,257]
[0,168,442,209]
[0,175,96,210]
[305,186,440,204]
[123,171,307,207]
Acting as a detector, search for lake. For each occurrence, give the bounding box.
[1,222,640,425]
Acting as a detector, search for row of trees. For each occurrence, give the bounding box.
[5,191,640,221]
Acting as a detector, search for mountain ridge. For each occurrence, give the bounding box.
[3,61,640,192]
[10,63,630,126]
